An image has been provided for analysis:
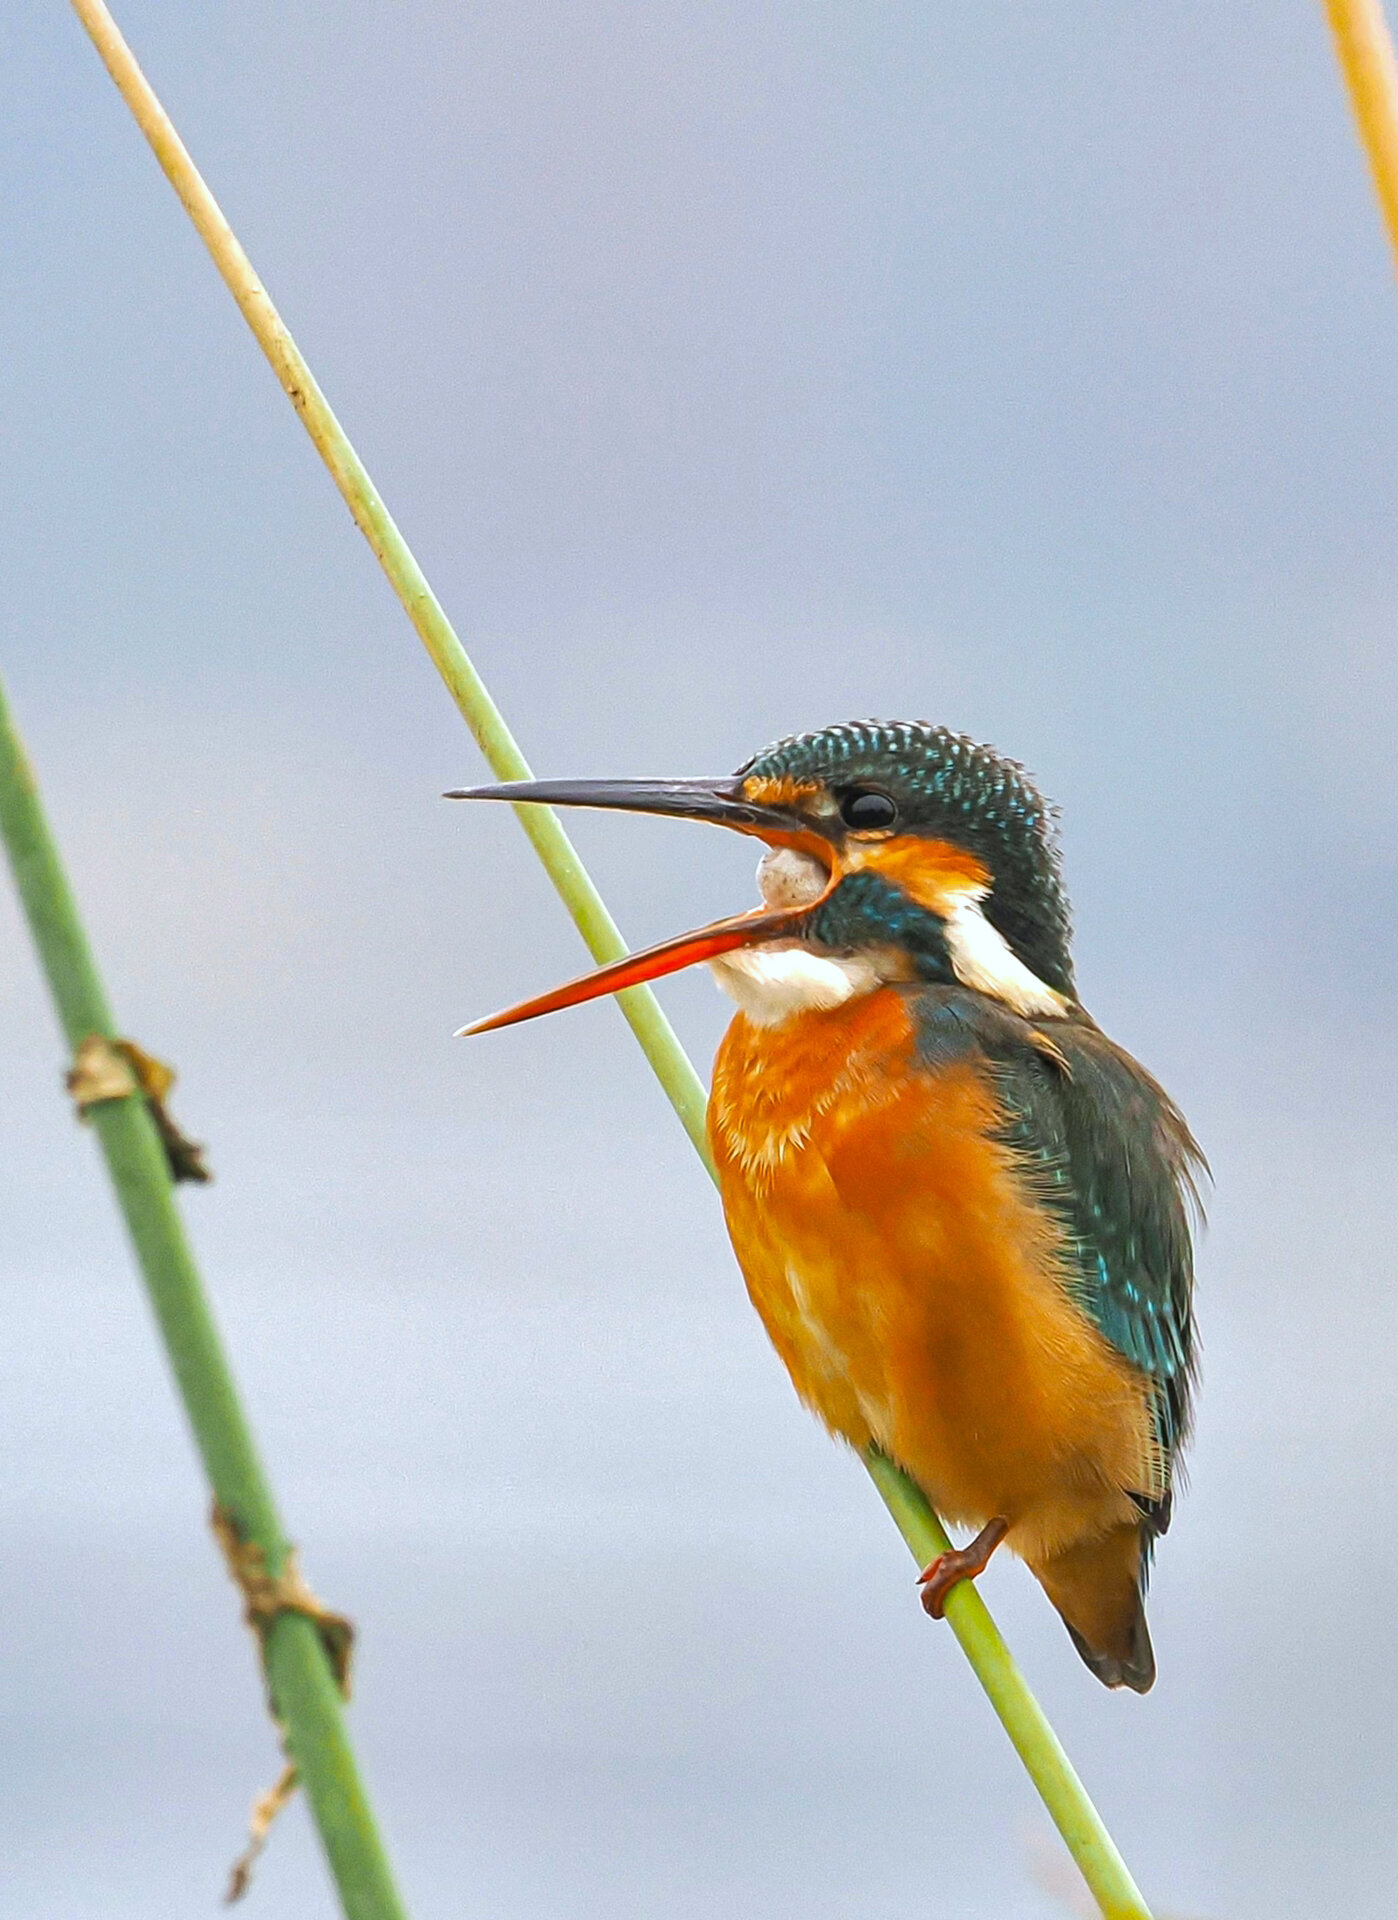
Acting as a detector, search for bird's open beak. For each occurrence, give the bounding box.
[446,776,832,1035]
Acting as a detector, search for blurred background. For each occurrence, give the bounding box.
[2,3,1397,1915]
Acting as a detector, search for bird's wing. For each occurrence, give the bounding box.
[913,989,1204,1525]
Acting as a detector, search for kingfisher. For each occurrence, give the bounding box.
[448,721,1202,1692]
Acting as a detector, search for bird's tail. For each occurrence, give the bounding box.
[1033,1524,1156,1694]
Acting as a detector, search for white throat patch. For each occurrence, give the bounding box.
[940,888,1067,1019]
[709,946,883,1026]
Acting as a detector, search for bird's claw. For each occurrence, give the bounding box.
[916,1517,1009,1619]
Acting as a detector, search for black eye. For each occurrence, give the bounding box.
[839,788,898,831]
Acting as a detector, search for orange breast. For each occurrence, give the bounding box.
[708,989,1158,1563]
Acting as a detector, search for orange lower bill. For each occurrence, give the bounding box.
[457,901,817,1036]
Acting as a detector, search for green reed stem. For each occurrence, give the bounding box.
[67,3,1153,1911]
[0,673,408,1920]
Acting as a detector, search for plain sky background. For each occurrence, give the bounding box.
[3,4,1398,1916]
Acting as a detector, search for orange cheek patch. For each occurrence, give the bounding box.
[742,774,823,810]
[842,836,990,913]
[736,775,833,860]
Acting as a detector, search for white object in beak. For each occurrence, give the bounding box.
[756,844,828,909]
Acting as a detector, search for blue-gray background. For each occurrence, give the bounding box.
[3,4,1396,1915]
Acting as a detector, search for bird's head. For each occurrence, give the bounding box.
[449,720,1075,1034]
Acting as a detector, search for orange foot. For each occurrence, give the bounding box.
[917,1517,1009,1619]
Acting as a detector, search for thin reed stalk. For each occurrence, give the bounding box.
[1323,0,1398,277]
[0,670,409,1920]
[66,3,1154,1912]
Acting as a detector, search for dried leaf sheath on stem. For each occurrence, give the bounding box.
[0,673,409,1920]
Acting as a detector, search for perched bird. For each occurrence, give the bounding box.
[449,720,1202,1692]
